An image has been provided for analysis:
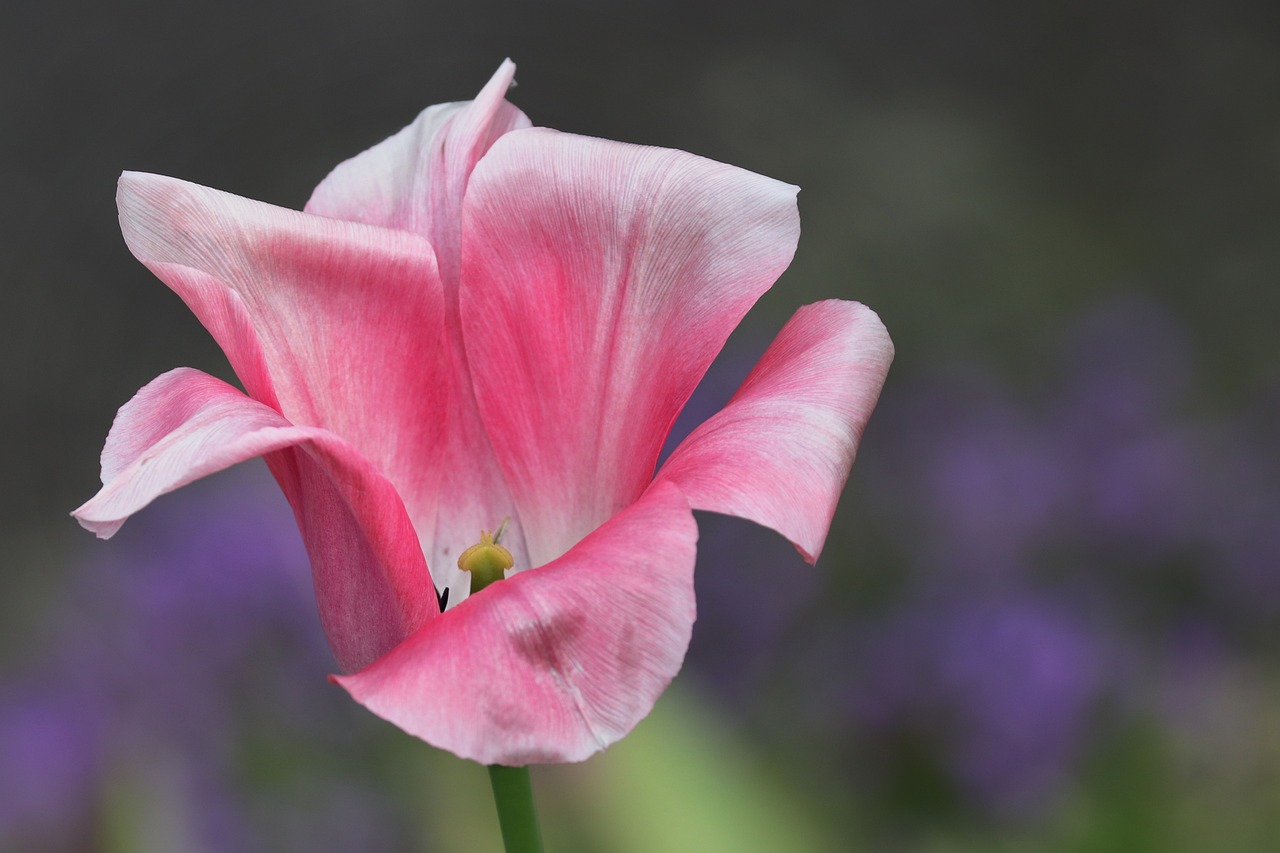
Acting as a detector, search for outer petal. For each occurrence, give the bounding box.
[72,368,434,673]
[461,128,801,567]
[333,482,697,765]
[305,61,533,588]
[656,300,893,563]
[116,172,487,585]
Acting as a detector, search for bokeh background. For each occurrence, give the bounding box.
[3,1,1279,850]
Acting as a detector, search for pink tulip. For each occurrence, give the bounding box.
[73,61,893,765]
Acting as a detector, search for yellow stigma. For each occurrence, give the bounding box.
[457,529,514,595]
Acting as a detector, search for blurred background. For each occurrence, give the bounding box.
[3,0,1278,850]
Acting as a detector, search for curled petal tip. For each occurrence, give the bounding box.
[657,298,892,563]
[70,506,122,540]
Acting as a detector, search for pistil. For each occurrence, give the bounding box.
[457,525,514,595]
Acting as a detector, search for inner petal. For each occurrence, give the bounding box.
[460,128,801,568]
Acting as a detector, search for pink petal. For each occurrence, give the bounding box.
[304,101,463,230]
[333,482,697,765]
[304,62,533,589]
[460,128,801,567]
[657,300,893,563]
[116,172,504,590]
[305,59,530,292]
[142,260,280,409]
[72,368,434,673]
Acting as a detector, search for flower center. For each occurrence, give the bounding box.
[457,519,514,597]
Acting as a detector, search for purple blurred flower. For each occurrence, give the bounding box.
[3,467,417,850]
[1049,295,1204,556]
[1197,430,1280,619]
[860,366,1073,581]
[931,595,1109,813]
[806,293,1278,817]
[842,591,1111,815]
[52,470,329,754]
[685,511,820,706]
[0,682,103,847]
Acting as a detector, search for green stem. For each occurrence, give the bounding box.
[487,765,545,853]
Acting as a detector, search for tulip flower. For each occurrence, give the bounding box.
[74,60,892,776]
